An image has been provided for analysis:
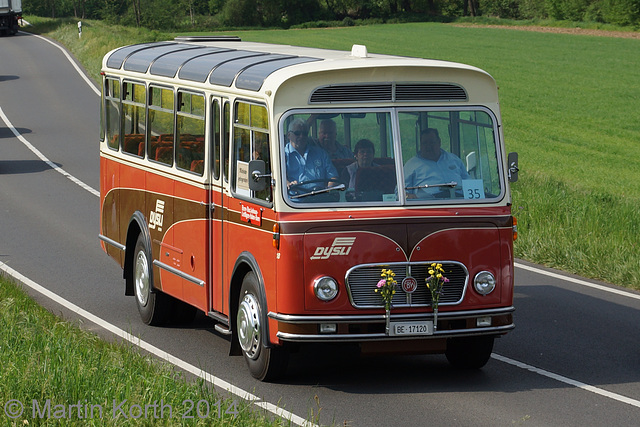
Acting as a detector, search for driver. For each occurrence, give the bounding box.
[285,118,339,192]
[404,128,470,199]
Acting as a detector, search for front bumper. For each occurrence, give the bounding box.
[268,306,514,342]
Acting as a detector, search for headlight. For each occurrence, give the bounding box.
[474,271,496,295]
[313,276,339,301]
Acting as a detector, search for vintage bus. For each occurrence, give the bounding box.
[99,36,518,381]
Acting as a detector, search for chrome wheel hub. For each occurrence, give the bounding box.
[237,293,261,359]
[134,250,150,307]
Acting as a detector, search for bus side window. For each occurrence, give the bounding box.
[232,101,271,202]
[122,81,146,158]
[212,99,221,180]
[176,91,205,175]
[104,78,121,151]
[148,86,174,166]
[253,131,271,202]
[223,101,230,182]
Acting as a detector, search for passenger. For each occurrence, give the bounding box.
[342,139,378,189]
[317,119,353,159]
[404,128,470,199]
[253,132,269,161]
[285,119,339,192]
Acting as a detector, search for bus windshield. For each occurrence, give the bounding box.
[281,108,503,205]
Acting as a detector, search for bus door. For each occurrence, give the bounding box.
[225,100,275,310]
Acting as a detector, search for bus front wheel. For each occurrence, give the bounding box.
[133,234,171,325]
[445,336,494,369]
[237,272,288,381]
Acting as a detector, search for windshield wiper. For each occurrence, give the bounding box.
[291,183,346,199]
[405,181,457,191]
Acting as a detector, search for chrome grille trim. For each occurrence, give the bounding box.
[277,324,514,342]
[345,261,468,309]
[268,306,514,323]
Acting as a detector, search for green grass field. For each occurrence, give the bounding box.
[0,276,290,426]
[24,17,640,289]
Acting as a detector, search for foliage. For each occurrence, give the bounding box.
[22,0,640,29]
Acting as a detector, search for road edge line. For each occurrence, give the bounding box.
[492,353,640,408]
[0,106,100,197]
[24,31,101,96]
[515,261,640,301]
[0,261,317,427]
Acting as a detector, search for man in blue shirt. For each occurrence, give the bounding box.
[318,119,353,159]
[285,119,339,193]
[404,128,470,199]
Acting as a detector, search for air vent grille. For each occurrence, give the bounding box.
[310,84,392,103]
[310,83,467,103]
[395,83,467,101]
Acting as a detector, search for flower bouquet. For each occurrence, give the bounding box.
[375,268,397,334]
[426,263,449,330]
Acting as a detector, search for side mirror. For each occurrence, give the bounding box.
[248,159,270,191]
[507,152,519,183]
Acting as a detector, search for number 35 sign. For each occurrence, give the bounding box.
[462,179,485,199]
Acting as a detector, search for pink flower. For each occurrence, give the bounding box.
[377,279,386,288]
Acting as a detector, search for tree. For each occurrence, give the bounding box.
[132,0,141,26]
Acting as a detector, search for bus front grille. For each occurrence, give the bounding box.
[345,262,468,308]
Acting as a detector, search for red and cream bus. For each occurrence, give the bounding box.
[99,36,518,381]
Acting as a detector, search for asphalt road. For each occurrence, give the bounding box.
[1,31,640,426]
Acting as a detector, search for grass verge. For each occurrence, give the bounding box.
[19,17,640,291]
[0,275,288,426]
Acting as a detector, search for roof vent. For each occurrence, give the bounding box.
[174,36,241,42]
[351,44,368,58]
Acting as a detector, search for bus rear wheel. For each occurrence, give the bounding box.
[237,272,288,381]
[445,336,494,369]
[133,234,171,325]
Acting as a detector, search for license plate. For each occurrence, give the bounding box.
[389,321,434,336]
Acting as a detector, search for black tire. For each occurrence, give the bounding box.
[445,336,495,369]
[237,272,288,381]
[133,233,171,325]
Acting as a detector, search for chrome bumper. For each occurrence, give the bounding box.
[268,306,515,342]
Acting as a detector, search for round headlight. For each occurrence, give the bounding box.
[474,271,496,295]
[313,277,339,301]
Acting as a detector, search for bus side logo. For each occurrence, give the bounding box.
[310,237,356,260]
[149,199,165,232]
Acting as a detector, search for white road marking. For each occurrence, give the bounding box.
[0,261,317,427]
[0,106,100,198]
[27,32,101,96]
[515,261,640,300]
[492,353,640,408]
